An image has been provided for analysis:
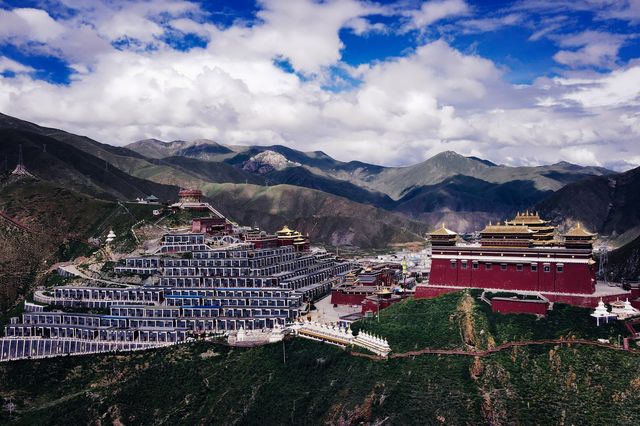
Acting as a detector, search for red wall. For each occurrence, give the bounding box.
[330,290,367,306]
[416,284,632,308]
[414,285,461,298]
[429,248,596,295]
[543,292,628,308]
[361,298,397,314]
[491,298,548,315]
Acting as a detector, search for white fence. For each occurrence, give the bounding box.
[291,320,391,357]
[0,337,174,362]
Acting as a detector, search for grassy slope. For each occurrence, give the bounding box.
[0,128,179,202]
[0,179,162,319]
[1,292,639,424]
[353,291,629,353]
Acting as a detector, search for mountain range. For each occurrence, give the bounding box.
[124,134,616,231]
[2,112,636,239]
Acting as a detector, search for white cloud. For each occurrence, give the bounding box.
[406,0,471,30]
[0,57,34,74]
[553,31,627,68]
[0,8,65,42]
[557,65,640,107]
[458,13,524,34]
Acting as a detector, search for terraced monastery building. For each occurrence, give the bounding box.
[1,197,352,361]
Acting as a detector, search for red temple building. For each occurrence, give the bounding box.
[192,217,233,235]
[361,289,403,314]
[416,212,631,307]
[171,188,227,217]
[330,264,402,308]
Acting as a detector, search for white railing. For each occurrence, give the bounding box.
[291,320,391,357]
[0,337,177,362]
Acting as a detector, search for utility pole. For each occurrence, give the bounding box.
[282,339,286,364]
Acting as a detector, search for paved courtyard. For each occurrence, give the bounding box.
[308,294,361,324]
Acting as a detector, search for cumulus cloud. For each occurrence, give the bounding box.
[0,0,638,171]
[0,8,65,42]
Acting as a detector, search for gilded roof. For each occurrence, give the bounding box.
[277,225,294,236]
[430,223,457,236]
[564,223,595,238]
[506,211,548,225]
[481,225,534,234]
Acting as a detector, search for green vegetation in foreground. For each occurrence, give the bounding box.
[1,339,640,425]
[352,290,630,352]
[0,292,638,424]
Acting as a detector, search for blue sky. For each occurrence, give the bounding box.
[0,0,639,169]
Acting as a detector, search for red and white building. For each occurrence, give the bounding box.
[416,213,632,307]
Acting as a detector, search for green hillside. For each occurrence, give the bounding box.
[352,291,628,353]
[1,292,638,425]
[0,179,163,319]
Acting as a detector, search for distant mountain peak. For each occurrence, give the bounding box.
[243,150,302,174]
[432,150,464,159]
[190,138,223,146]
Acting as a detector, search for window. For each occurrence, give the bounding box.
[472,262,479,270]
[543,264,551,273]
[485,263,492,270]
[516,264,523,272]
[557,264,564,273]
[531,263,538,272]
[450,260,457,269]
[500,263,507,271]
[461,260,468,269]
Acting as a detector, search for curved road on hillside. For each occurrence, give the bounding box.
[349,338,640,361]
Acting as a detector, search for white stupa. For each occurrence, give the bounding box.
[105,229,116,244]
[622,299,640,319]
[591,299,616,326]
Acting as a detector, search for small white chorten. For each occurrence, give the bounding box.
[105,229,116,244]
[591,299,616,326]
